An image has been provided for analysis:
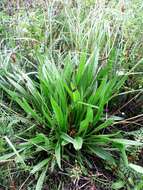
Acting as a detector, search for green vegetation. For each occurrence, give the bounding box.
[0,1,143,189]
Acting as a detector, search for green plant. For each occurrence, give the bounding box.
[1,45,142,189]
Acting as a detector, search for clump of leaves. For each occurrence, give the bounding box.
[0,47,142,189]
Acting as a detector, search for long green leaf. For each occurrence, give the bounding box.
[51,97,65,130]
[35,167,47,190]
[4,136,26,166]
[55,142,61,169]
[111,139,142,146]
[129,163,143,174]
[31,159,50,174]
[88,146,115,163]
[16,98,43,123]
[78,107,93,134]
[91,119,113,134]
[76,51,87,84]
[61,133,74,144]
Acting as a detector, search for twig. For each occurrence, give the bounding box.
[0,159,15,164]
[18,175,31,190]
[112,92,142,115]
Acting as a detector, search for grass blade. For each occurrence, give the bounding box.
[55,142,61,169]
[35,167,47,190]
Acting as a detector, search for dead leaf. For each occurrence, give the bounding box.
[10,53,16,63]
